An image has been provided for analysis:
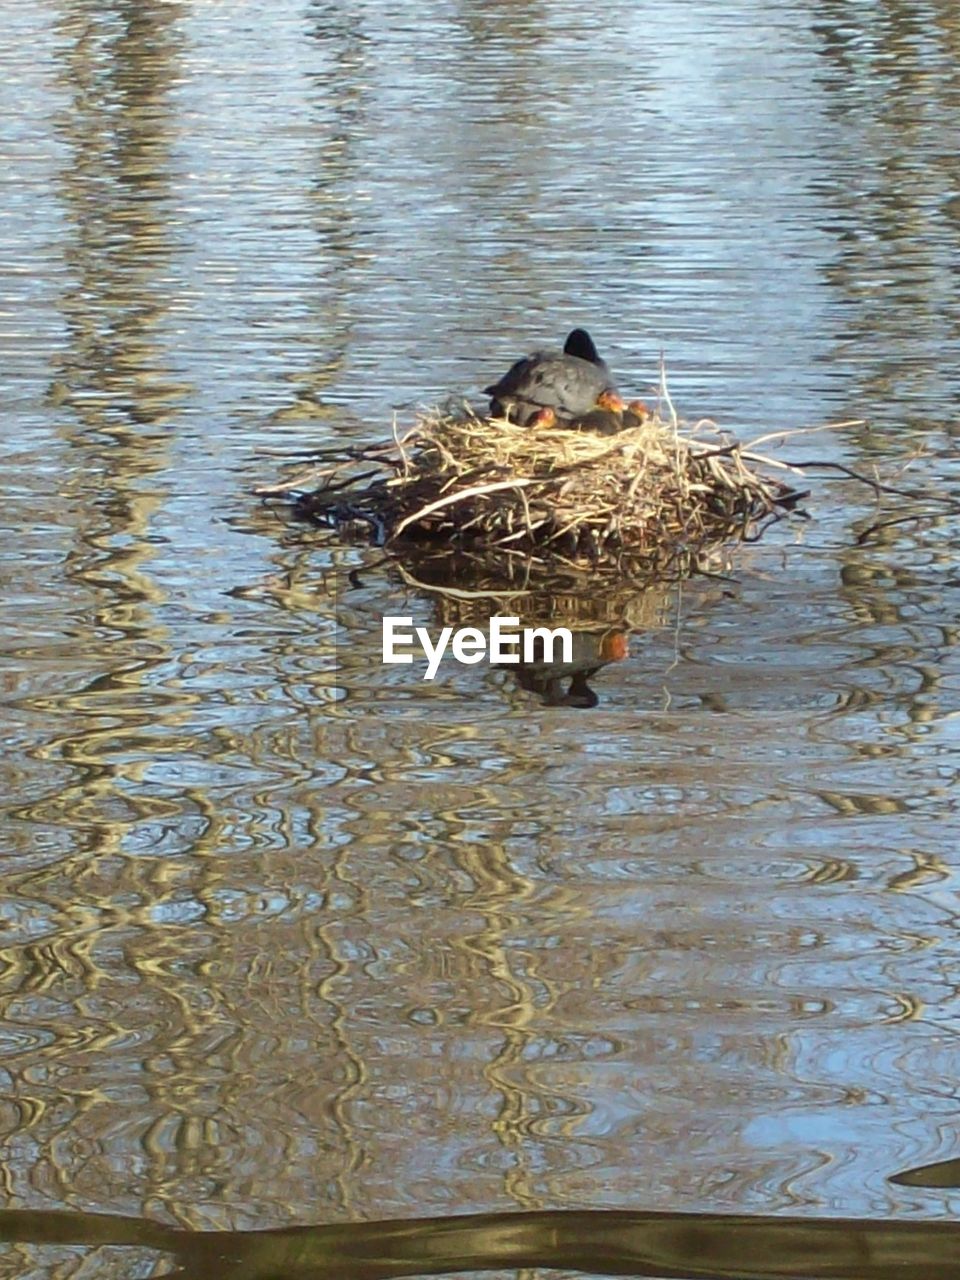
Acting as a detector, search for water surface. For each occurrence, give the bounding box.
[3,1,960,1277]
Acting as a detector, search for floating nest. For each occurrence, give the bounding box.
[257,399,809,580]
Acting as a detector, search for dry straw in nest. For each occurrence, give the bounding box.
[258,393,810,577]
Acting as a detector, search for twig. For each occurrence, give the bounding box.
[779,460,960,510]
[742,420,865,450]
[658,350,679,432]
[392,412,410,479]
[739,449,814,478]
[391,478,537,540]
[856,511,955,543]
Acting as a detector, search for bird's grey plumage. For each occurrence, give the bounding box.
[484,329,617,426]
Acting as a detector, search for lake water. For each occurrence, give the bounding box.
[3,1,960,1276]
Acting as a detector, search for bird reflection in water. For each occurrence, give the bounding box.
[500,628,630,708]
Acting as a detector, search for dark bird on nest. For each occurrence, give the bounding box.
[484,328,619,426]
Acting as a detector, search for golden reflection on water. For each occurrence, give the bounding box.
[50,0,190,423]
[3,0,960,1276]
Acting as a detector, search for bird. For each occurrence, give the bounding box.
[524,394,652,436]
[568,396,651,435]
[484,328,618,426]
[625,399,651,426]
